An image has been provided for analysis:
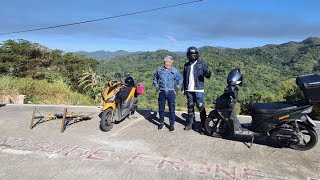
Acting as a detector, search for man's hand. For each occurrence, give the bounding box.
[205,69,211,78]
[174,85,181,92]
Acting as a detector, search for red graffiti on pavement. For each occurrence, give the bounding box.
[0,135,299,179]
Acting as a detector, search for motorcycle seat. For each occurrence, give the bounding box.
[251,102,297,114]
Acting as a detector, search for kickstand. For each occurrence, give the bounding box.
[250,135,254,147]
[243,133,254,148]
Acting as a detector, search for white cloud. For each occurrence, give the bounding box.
[164,35,177,42]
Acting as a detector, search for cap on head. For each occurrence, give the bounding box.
[163,55,173,62]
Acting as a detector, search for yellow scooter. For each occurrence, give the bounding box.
[100,73,141,132]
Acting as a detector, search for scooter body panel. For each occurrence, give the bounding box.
[102,102,116,111]
[250,104,313,135]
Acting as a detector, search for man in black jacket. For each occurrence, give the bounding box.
[182,47,211,133]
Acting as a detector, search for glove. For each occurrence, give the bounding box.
[205,69,211,78]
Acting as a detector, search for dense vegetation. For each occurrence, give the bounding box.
[97,37,320,118]
[74,50,139,61]
[0,39,98,103]
[1,38,319,119]
[0,77,93,105]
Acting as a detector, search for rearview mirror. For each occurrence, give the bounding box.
[114,73,122,79]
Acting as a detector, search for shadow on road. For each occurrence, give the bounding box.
[207,127,286,149]
[181,112,205,134]
[137,109,187,129]
[137,109,286,149]
[225,134,286,149]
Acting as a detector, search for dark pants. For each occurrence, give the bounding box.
[158,91,176,125]
[186,91,206,128]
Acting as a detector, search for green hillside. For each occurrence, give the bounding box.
[73,50,136,61]
[73,50,184,61]
[0,38,319,118]
[97,38,320,117]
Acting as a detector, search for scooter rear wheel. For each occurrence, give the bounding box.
[100,108,114,132]
[289,123,318,151]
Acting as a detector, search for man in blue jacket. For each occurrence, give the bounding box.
[183,47,211,134]
[153,55,183,132]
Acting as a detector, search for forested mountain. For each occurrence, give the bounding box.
[97,37,320,116]
[73,50,185,60]
[1,38,319,118]
[73,50,138,60]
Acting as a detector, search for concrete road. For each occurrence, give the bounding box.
[0,104,319,180]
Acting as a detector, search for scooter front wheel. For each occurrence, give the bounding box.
[204,116,223,136]
[289,123,318,151]
[100,108,114,132]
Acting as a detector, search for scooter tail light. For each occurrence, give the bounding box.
[302,107,313,114]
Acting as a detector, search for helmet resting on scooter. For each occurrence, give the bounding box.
[125,76,135,86]
[227,68,243,86]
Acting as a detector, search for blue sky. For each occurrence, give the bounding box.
[0,0,319,52]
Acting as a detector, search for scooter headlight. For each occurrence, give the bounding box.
[106,94,116,102]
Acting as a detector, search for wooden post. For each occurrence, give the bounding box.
[30,107,36,129]
[61,108,67,133]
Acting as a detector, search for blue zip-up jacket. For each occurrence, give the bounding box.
[153,66,183,91]
[183,59,211,90]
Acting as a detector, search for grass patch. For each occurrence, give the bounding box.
[0,76,94,105]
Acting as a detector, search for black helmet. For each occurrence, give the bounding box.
[227,68,243,86]
[125,76,135,86]
[186,46,199,61]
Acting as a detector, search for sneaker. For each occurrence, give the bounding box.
[158,124,164,130]
[184,123,193,131]
[169,125,175,132]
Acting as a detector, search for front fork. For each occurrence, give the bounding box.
[102,102,117,123]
